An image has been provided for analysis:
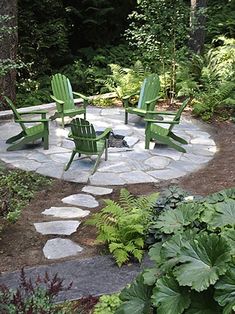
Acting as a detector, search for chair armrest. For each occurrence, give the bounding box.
[19,110,48,115]
[15,119,49,123]
[154,111,176,115]
[145,96,161,105]
[50,95,64,105]
[144,118,179,124]
[73,91,89,101]
[122,91,139,100]
[95,128,112,140]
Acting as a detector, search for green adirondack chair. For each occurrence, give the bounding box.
[65,118,112,174]
[144,98,190,152]
[4,96,49,151]
[50,73,88,128]
[123,74,161,124]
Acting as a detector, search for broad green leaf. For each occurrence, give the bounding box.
[152,274,191,314]
[204,188,235,204]
[148,242,162,264]
[117,274,153,314]
[209,200,235,228]
[185,290,221,314]
[143,267,161,286]
[220,228,235,255]
[174,234,231,291]
[214,265,235,309]
[155,204,200,234]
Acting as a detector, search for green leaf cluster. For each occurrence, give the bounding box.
[176,37,235,121]
[93,293,122,314]
[116,187,235,313]
[86,188,158,267]
[0,169,51,229]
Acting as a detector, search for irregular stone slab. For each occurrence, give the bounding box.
[187,144,217,156]
[27,152,51,163]
[169,160,201,172]
[89,172,125,186]
[50,153,72,163]
[37,162,64,179]
[98,161,132,173]
[34,221,80,235]
[10,159,41,171]
[62,170,90,184]
[144,156,171,169]
[82,186,113,195]
[40,146,71,155]
[42,207,90,219]
[149,147,183,161]
[190,137,215,146]
[62,194,99,208]
[101,108,121,116]
[113,128,133,137]
[124,136,139,147]
[120,171,157,184]
[147,168,186,180]
[43,238,83,259]
[181,153,212,164]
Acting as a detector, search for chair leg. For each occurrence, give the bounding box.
[43,122,49,150]
[170,132,188,144]
[84,112,86,120]
[91,151,103,175]
[105,139,108,160]
[125,111,128,125]
[62,115,65,129]
[64,150,76,171]
[6,131,25,144]
[6,137,30,151]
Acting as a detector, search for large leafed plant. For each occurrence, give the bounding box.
[116,187,235,313]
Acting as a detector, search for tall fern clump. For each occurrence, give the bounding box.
[100,60,146,102]
[87,189,158,267]
[176,37,235,120]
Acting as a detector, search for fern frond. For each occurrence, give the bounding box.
[112,248,129,267]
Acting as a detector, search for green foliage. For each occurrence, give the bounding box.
[176,37,235,120]
[86,188,158,266]
[0,169,51,229]
[116,187,235,313]
[93,293,122,314]
[100,60,146,100]
[147,186,194,245]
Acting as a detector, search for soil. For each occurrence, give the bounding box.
[0,119,234,274]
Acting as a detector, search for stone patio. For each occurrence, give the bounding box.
[0,106,217,185]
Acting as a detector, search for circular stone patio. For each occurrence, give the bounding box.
[0,106,217,185]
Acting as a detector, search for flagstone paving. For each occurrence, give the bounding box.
[43,239,83,260]
[0,106,217,185]
[42,207,90,219]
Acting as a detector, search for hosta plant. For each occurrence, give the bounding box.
[86,188,158,267]
[116,187,235,314]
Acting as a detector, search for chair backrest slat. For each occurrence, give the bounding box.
[71,118,98,153]
[4,97,27,133]
[51,74,75,111]
[137,74,160,111]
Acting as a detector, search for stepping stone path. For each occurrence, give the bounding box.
[33,186,113,260]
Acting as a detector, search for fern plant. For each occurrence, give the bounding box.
[176,37,235,120]
[99,60,146,101]
[86,189,158,267]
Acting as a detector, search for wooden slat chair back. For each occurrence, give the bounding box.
[51,73,74,112]
[50,73,87,128]
[65,118,112,174]
[145,98,190,152]
[70,119,98,154]
[4,96,49,151]
[124,74,161,124]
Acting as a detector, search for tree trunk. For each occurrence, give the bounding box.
[189,0,207,54]
[0,0,17,107]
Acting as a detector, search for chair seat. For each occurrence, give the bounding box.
[151,124,169,137]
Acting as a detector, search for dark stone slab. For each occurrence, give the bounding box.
[0,255,153,302]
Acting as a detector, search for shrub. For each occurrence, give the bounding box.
[93,293,122,314]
